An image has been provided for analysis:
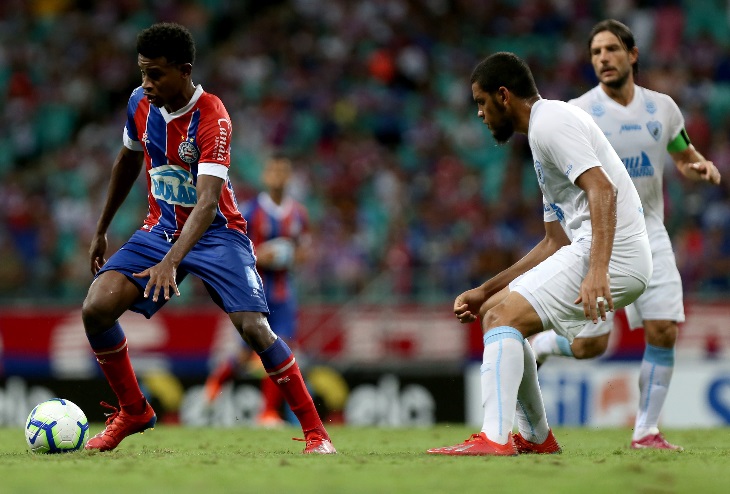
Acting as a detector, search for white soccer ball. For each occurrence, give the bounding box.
[25,398,90,454]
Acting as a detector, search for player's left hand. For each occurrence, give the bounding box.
[575,270,613,324]
[133,259,181,302]
[690,161,721,185]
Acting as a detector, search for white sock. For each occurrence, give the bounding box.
[515,339,550,444]
[531,330,573,364]
[633,344,674,440]
[480,326,525,444]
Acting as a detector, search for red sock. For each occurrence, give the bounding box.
[260,374,284,414]
[268,360,324,435]
[94,339,146,415]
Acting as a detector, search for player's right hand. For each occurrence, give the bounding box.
[453,287,487,324]
[89,233,108,275]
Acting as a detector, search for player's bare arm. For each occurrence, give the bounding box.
[133,174,224,302]
[89,147,145,275]
[453,220,570,324]
[574,166,617,323]
[670,144,722,185]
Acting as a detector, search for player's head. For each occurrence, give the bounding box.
[470,52,538,144]
[136,23,196,109]
[262,154,293,196]
[588,19,638,89]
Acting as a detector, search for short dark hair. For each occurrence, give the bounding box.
[470,52,539,99]
[137,22,196,65]
[588,19,638,77]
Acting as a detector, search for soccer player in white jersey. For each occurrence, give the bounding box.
[531,19,721,451]
[428,52,652,456]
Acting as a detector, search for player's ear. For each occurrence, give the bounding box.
[179,62,193,78]
[496,86,510,106]
[629,47,638,65]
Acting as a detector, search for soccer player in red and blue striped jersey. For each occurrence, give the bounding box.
[81,23,334,454]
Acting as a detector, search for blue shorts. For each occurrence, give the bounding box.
[97,229,269,318]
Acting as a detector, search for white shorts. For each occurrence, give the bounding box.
[574,247,685,337]
[510,234,651,342]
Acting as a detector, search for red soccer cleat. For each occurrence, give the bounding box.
[427,432,518,456]
[512,429,562,454]
[85,401,157,452]
[631,432,683,451]
[295,429,337,454]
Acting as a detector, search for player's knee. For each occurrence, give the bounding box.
[645,321,678,347]
[570,338,606,359]
[481,305,517,334]
[81,295,117,335]
[234,312,276,352]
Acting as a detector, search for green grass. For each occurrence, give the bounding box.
[2,425,730,494]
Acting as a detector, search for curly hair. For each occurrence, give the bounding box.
[137,22,196,65]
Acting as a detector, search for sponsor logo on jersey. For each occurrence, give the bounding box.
[645,100,657,114]
[646,120,662,141]
[213,118,232,162]
[178,138,200,164]
[565,164,573,177]
[620,124,642,133]
[149,165,198,207]
[534,160,545,184]
[591,104,605,117]
[622,152,655,178]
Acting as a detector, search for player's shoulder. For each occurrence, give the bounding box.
[196,90,231,119]
[635,85,679,112]
[128,86,147,108]
[533,99,589,129]
[567,86,603,112]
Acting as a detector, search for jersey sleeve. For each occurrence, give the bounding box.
[664,95,686,149]
[123,90,143,151]
[534,109,602,184]
[196,98,232,178]
[543,196,558,223]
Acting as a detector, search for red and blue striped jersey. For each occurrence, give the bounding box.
[243,193,309,303]
[123,85,247,239]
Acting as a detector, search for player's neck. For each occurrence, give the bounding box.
[165,83,197,113]
[600,81,634,107]
[268,189,285,205]
[517,94,541,134]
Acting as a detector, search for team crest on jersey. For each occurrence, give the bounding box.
[646,120,662,141]
[534,160,545,184]
[645,100,657,114]
[178,139,200,164]
[591,104,605,117]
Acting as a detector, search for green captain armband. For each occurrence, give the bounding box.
[667,128,691,153]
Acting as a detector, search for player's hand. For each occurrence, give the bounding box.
[575,270,613,324]
[690,161,721,185]
[453,287,488,324]
[133,259,181,302]
[89,233,108,275]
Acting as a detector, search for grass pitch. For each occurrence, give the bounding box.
[2,425,730,494]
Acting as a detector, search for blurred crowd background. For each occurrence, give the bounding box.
[0,0,729,307]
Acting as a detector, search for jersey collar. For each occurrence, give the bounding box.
[159,84,204,123]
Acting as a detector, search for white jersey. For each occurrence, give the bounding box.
[569,85,684,255]
[528,99,647,246]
